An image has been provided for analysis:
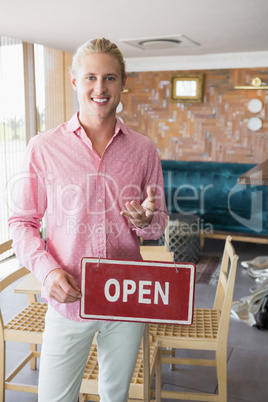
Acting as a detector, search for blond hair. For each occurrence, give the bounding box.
[71,38,126,81]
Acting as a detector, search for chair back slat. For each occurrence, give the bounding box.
[0,240,30,292]
[0,266,30,292]
[0,239,13,255]
[213,236,236,311]
[213,236,239,342]
[217,253,239,342]
[214,271,228,310]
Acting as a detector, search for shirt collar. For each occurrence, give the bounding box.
[114,116,128,136]
[66,112,82,133]
[67,112,127,137]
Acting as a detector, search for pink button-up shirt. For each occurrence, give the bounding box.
[8,113,167,321]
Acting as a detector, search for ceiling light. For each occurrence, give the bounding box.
[120,35,200,50]
[139,39,182,50]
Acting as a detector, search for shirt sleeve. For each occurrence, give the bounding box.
[133,145,168,240]
[8,138,61,285]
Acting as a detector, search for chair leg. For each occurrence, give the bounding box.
[155,344,162,402]
[143,324,150,402]
[216,348,227,402]
[170,348,176,370]
[0,339,5,402]
[30,343,37,370]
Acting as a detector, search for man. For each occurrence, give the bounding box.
[8,38,167,402]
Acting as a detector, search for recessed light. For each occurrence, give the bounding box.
[120,35,200,50]
[138,39,182,50]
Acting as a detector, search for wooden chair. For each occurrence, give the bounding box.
[150,235,239,402]
[79,323,162,402]
[0,239,47,401]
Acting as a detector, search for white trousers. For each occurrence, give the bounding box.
[38,306,144,402]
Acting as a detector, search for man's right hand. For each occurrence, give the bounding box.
[44,269,82,303]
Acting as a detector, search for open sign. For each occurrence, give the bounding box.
[80,258,196,325]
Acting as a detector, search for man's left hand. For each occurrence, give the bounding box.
[121,186,155,228]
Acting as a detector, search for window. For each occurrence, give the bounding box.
[0,36,26,256]
[0,35,74,258]
[34,44,75,132]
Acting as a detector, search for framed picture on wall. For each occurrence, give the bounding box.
[170,73,204,103]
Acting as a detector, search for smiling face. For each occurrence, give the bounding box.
[70,53,126,124]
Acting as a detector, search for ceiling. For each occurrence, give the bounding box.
[1,0,268,60]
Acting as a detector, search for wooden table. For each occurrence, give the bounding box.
[238,159,268,185]
[140,246,174,262]
[14,272,41,303]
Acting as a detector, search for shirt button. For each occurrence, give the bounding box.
[98,198,103,203]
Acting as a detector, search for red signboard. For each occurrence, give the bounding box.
[80,258,196,325]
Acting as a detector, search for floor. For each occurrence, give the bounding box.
[1,238,268,401]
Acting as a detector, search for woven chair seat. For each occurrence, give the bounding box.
[82,344,99,381]
[4,302,47,342]
[150,308,221,340]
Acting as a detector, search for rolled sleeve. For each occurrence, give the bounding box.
[134,210,168,240]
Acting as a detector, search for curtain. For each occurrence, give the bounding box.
[0,36,26,257]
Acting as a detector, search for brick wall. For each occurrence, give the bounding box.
[119,67,268,163]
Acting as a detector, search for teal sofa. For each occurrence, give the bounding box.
[161,160,268,243]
